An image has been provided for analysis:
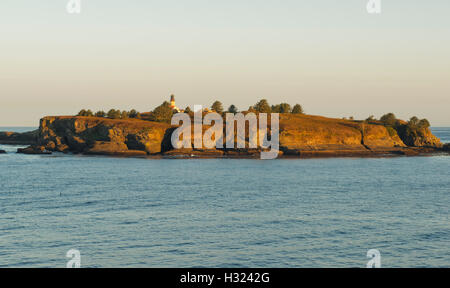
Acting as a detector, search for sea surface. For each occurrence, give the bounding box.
[0,127,449,268]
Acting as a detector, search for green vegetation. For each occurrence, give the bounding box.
[291,104,304,114]
[76,97,307,122]
[252,99,272,113]
[77,109,94,117]
[107,109,121,119]
[95,111,106,117]
[380,113,397,126]
[272,103,291,113]
[78,109,142,120]
[149,101,174,123]
[386,126,398,137]
[211,101,224,113]
[408,116,430,129]
[227,104,238,114]
[128,109,141,119]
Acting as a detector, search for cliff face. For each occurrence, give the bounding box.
[279,114,406,155]
[38,116,170,155]
[396,125,442,148]
[2,114,443,157]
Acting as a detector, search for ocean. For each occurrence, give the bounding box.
[0,127,449,267]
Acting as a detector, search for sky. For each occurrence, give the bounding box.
[0,0,449,126]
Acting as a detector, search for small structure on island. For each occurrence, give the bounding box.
[169,94,181,112]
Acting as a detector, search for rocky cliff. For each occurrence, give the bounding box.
[1,114,444,158]
[37,116,170,156]
[0,130,38,145]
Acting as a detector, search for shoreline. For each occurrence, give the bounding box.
[1,115,448,159]
[1,142,448,160]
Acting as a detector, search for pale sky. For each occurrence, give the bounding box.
[1,0,449,126]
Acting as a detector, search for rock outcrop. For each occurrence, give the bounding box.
[38,116,170,155]
[396,125,443,148]
[17,146,52,155]
[443,143,450,152]
[0,130,38,145]
[278,114,407,156]
[1,114,444,158]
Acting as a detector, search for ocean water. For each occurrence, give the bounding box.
[0,127,449,268]
[432,127,450,143]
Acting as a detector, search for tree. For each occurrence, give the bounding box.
[409,116,420,127]
[95,111,106,117]
[129,109,139,118]
[227,104,238,114]
[184,106,192,114]
[366,115,375,121]
[271,105,280,113]
[77,109,93,116]
[406,116,430,131]
[418,119,431,129]
[253,99,271,113]
[77,109,87,116]
[121,110,129,119]
[150,101,174,123]
[279,103,291,113]
[380,113,397,126]
[211,101,224,113]
[291,104,304,114]
[107,109,121,119]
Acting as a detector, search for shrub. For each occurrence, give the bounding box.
[211,101,224,113]
[121,110,129,119]
[95,111,106,117]
[227,105,238,114]
[386,126,398,137]
[77,109,87,116]
[291,104,304,114]
[77,109,93,117]
[418,119,430,129]
[129,109,139,118]
[408,116,420,127]
[272,103,292,113]
[253,99,271,113]
[107,109,121,119]
[407,117,430,129]
[380,113,397,126]
[150,101,174,123]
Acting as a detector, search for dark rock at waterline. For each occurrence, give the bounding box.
[16,115,444,158]
[0,130,38,145]
[17,146,52,155]
[0,150,6,154]
[443,143,450,151]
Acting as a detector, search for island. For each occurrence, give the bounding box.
[0,97,448,158]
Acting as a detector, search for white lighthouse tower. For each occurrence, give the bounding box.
[169,94,180,112]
